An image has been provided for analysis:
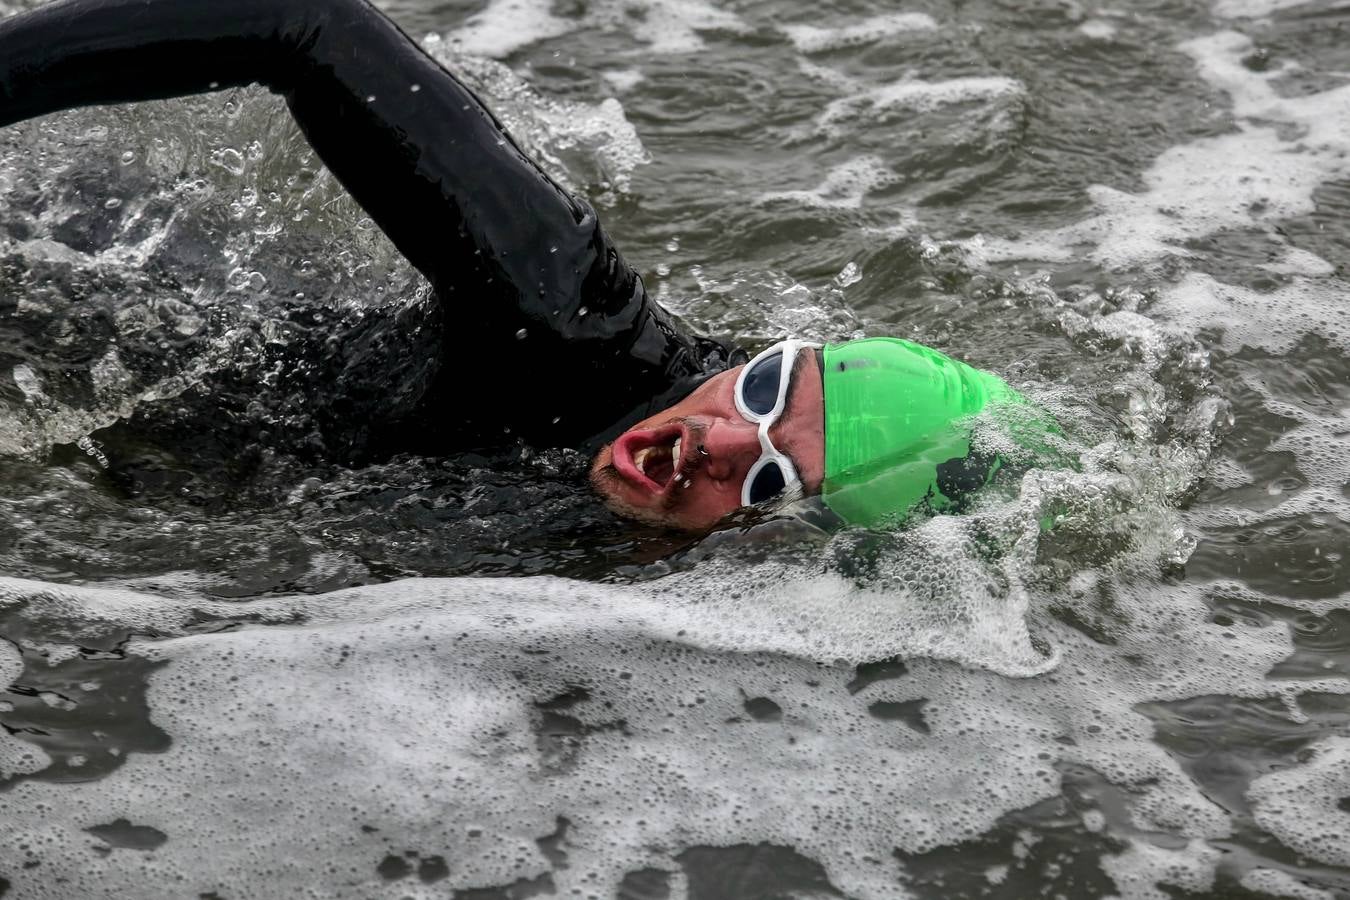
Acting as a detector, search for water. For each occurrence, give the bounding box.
[0,0,1348,895]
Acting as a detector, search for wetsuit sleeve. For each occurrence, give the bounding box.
[0,0,737,445]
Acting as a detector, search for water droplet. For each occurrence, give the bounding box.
[366,95,376,103]
[227,268,268,291]
[210,147,247,176]
[834,261,862,288]
[515,328,528,340]
[119,150,135,165]
[103,197,122,210]
[577,306,588,317]
[410,84,422,92]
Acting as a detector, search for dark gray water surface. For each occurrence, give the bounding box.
[1,0,1349,896]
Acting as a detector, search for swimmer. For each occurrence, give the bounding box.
[0,0,1046,532]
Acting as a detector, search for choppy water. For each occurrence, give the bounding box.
[1,0,1348,896]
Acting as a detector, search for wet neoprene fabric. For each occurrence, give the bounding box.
[821,338,1023,526]
[0,0,737,449]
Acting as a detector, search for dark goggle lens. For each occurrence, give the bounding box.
[747,461,787,504]
[740,351,784,416]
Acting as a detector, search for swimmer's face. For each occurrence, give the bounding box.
[589,350,825,531]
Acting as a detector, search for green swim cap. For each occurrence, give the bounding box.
[821,337,1022,526]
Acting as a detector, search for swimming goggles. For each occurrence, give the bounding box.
[733,339,822,507]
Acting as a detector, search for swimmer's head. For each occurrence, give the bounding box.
[589,341,827,532]
[590,336,1019,531]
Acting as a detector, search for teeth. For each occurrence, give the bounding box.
[632,437,681,481]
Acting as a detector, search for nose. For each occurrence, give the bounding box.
[700,416,763,483]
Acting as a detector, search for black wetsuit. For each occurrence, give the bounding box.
[0,0,739,452]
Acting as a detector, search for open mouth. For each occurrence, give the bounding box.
[613,423,687,495]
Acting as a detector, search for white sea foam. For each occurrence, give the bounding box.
[1212,0,1318,18]
[602,68,646,92]
[757,155,895,209]
[1078,19,1118,39]
[447,0,573,58]
[1150,271,1350,355]
[795,58,1026,147]
[448,0,749,58]
[1102,838,1222,900]
[780,13,938,54]
[1248,737,1350,868]
[2,551,1342,899]
[819,76,1024,129]
[1241,867,1337,900]
[1185,365,1350,541]
[0,640,48,780]
[606,0,749,52]
[1260,247,1336,276]
[979,31,1350,271]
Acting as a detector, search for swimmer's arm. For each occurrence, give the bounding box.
[0,0,604,319]
[0,0,728,441]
